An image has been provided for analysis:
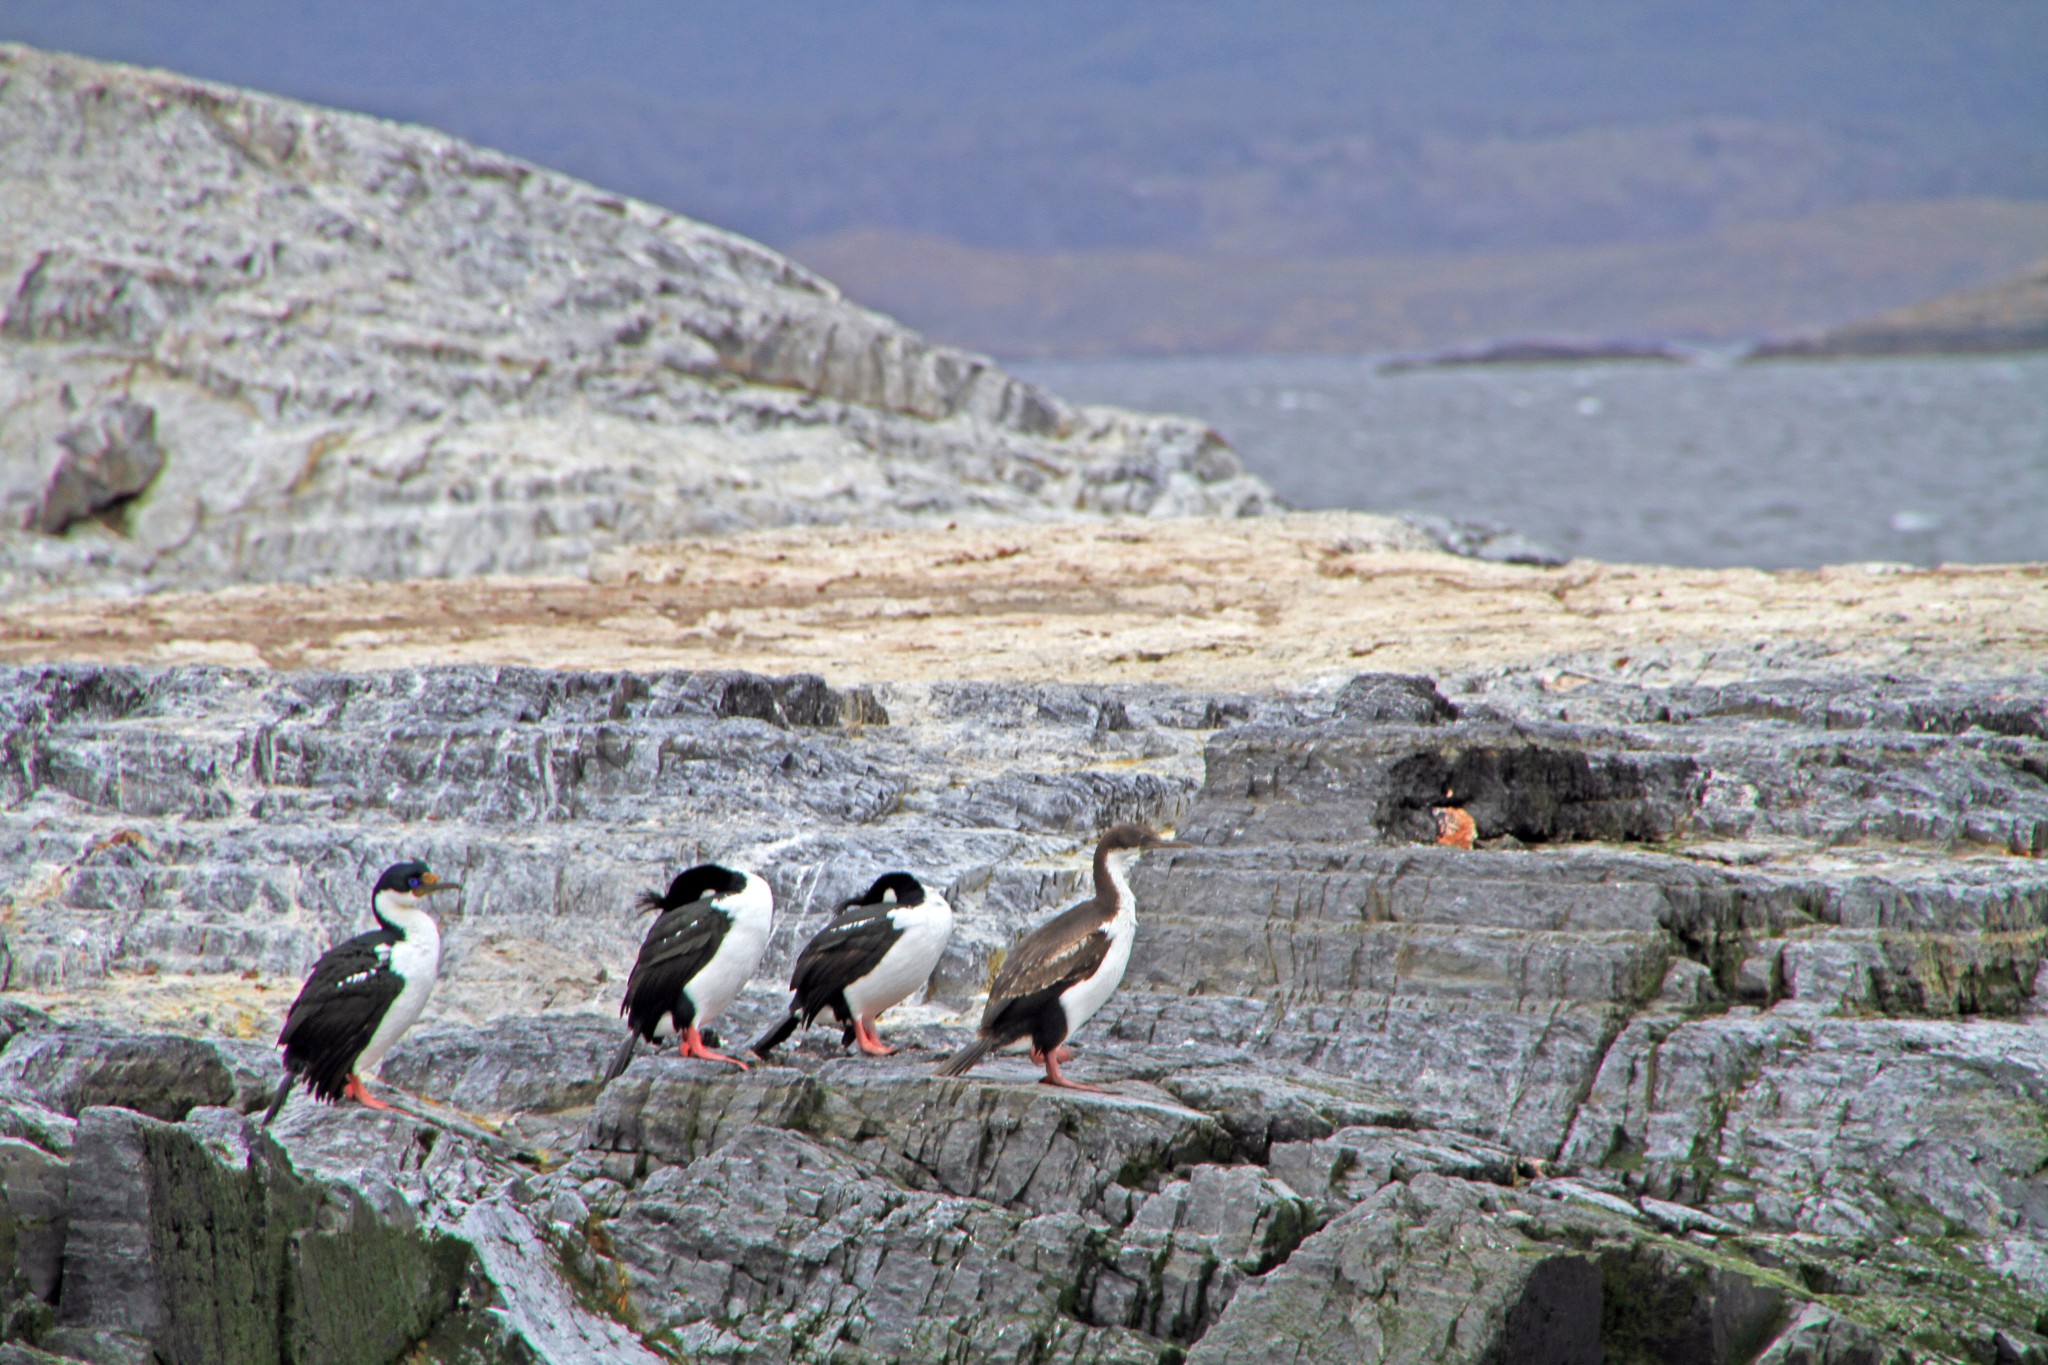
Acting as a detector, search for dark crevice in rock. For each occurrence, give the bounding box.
[1483,1254,1605,1365]
[1593,1247,1790,1365]
[1549,1007,1642,1168]
[713,672,887,729]
[1383,744,1703,846]
[1188,714,1705,850]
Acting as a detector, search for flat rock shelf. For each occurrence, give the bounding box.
[4,659,2047,1362]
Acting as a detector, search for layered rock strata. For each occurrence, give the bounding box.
[2,662,2046,1360]
[0,45,1272,598]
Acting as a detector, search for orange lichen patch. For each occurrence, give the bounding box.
[14,971,296,1039]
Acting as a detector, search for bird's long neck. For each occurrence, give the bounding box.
[372,890,440,948]
[1093,847,1137,923]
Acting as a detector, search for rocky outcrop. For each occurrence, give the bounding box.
[0,1028,272,1122]
[0,1010,1903,1365]
[1397,513,1570,567]
[17,400,164,537]
[1753,255,2048,359]
[3,661,2047,1360]
[0,664,1250,1021]
[1378,338,1690,372]
[0,45,1273,599]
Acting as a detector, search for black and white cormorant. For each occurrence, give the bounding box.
[750,871,954,1059]
[603,862,774,1079]
[935,823,1173,1091]
[262,859,461,1123]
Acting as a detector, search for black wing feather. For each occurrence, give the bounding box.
[276,928,405,1103]
[787,907,904,1025]
[621,897,731,1041]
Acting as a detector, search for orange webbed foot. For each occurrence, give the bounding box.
[853,1017,897,1057]
[680,1026,751,1071]
[343,1074,395,1110]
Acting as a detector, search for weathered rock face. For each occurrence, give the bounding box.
[50,1106,472,1365]
[3,660,2047,1361]
[0,663,1252,1024]
[0,1012,1899,1365]
[0,45,1274,598]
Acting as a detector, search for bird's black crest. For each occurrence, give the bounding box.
[846,871,925,912]
[373,860,434,896]
[1098,823,1173,853]
[640,862,747,913]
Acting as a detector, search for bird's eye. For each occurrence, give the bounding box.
[408,877,421,889]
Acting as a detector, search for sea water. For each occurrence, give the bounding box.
[1016,353,2048,569]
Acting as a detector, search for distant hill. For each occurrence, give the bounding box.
[1753,257,2048,357]
[7,0,2046,356]
[795,200,2048,358]
[366,99,2046,265]
[13,1,2047,149]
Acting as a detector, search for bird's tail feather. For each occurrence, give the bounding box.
[751,1013,800,1058]
[934,1037,993,1078]
[604,1031,640,1082]
[261,1072,295,1127]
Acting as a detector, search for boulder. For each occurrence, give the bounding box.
[0,1030,268,1123]
[49,1107,470,1365]
[0,1104,69,1312]
[1187,1173,1790,1365]
[21,400,163,536]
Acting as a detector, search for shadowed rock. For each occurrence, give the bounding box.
[0,1104,70,1311]
[1187,1173,1796,1365]
[0,1030,272,1123]
[21,399,163,536]
[48,1107,471,1365]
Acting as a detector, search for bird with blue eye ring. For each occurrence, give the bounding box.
[263,859,461,1123]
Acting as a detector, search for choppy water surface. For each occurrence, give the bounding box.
[1017,353,2048,568]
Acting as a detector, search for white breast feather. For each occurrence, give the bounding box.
[682,868,775,1027]
[1055,853,1137,1038]
[843,892,955,1019]
[356,907,442,1076]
